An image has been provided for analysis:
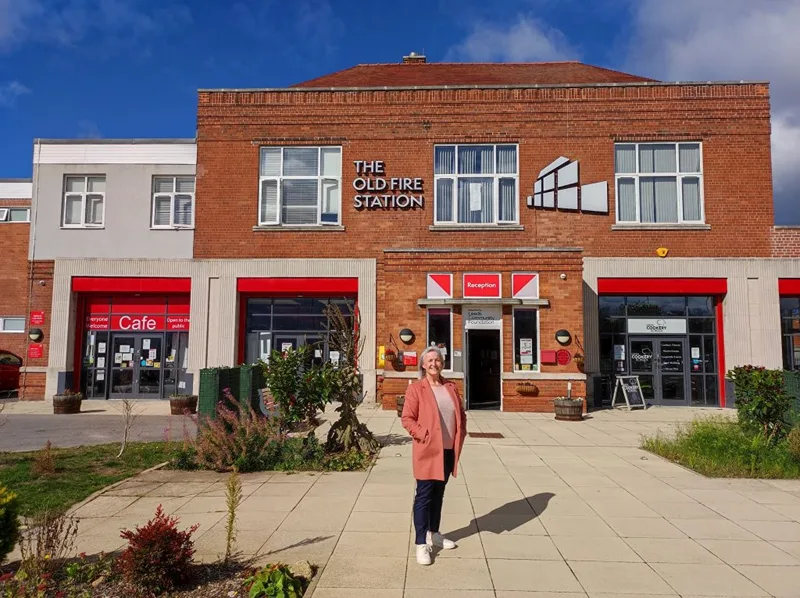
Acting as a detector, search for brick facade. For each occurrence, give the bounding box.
[772,227,800,258]
[0,197,31,369]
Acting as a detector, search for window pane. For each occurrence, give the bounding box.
[85,194,104,224]
[1,318,24,332]
[175,177,195,193]
[283,148,318,176]
[679,143,701,172]
[260,148,281,176]
[780,298,800,318]
[600,296,626,317]
[174,194,193,226]
[9,208,29,222]
[691,375,704,405]
[627,296,685,316]
[65,176,85,193]
[704,336,716,372]
[435,178,454,222]
[615,144,637,173]
[427,309,452,370]
[320,148,341,176]
[87,176,105,193]
[153,177,174,193]
[617,178,637,221]
[689,318,715,333]
[688,296,714,316]
[153,195,172,226]
[639,144,676,173]
[260,179,278,224]
[64,195,82,225]
[640,177,678,223]
[496,145,517,174]
[281,179,318,225]
[498,178,516,222]
[435,146,455,175]
[705,375,719,407]
[458,145,493,174]
[514,309,538,371]
[457,178,493,223]
[682,176,701,221]
[321,179,340,224]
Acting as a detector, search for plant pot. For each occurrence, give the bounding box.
[170,395,198,415]
[396,395,405,417]
[553,398,583,422]
[516,383,539,396]
[53,394,82,414]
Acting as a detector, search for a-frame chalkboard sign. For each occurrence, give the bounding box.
[611,375,647,410]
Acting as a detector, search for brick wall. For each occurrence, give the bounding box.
[772,227,800,257]
[0,198,30,362]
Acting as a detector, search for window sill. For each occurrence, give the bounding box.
[253,225,345,232]
[429,225,524,232]
[612,223,711,231]
[60,226,105,230]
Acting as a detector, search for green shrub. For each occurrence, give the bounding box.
[642,418,800,478]
[728,365,792,442]
[0,483,20,564]
[788,426,800,462]
[245,564,305,598]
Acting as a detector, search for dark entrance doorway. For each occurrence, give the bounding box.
[466,329,501,410]
[629,337,689,406]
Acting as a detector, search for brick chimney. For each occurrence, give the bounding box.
[402,52,427,64]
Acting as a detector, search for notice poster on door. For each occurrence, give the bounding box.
[329,351,340,366]
[120,345,131,354]
[114,353,122,364]
[96,371,105,381]
[97,357,105,368]
[691,347,700,359]
[143,339,151,350]
[281,343,293,353]
[520,338,533,365]
[148,349,157,361]
[122,352,133,362]
[614,345,625,361]
[98,342,106,354]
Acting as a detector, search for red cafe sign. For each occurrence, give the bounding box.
[86,314,190,331]
[463,273,502,299]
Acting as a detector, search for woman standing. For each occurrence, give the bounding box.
[401,346,467,566]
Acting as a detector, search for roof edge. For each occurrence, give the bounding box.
[33,138,196,145]
[0,178,32,182]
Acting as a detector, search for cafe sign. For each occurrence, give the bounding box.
[352,160,425,210]
[627,318,687,335]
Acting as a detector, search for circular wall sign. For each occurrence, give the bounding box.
[556,349,572,366]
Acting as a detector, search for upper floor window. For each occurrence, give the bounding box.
[63,175,105,228]
[0,317,24,332]
[259,147,342,226]
[434,144,519,225]
[152,176,195,228]
[615,143,703,224]
[0,208,30,223]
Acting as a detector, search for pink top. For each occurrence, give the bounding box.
[431,384,456,449]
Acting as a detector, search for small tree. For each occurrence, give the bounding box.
[116,398,143,458]
[324,304,380,454]
[728,365,792,442]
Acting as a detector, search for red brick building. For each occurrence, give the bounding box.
[7,56,800,410]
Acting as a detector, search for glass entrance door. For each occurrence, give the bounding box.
[109,333,164,398]
[628,338,688,406]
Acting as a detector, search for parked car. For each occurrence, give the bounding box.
[0,350,22,393]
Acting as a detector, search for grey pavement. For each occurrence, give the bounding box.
[11,405,800,597]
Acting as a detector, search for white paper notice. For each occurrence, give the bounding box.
[98,342,106,354]
[142,339,151,350]
[521,356,533,365]
[97,357,105,368]
[148,349,157,361]
[520,338,533,356]
[281,343,293,352]
[691,347,701,359]
[314,349,322,358]
[96,371,105,381]
[453,350,462,358]
[329,351,340,365]
[469,182,483,212]
[178,381,186,390]
[122,353,133,362]
[120,345,131,354]
[114,354,122,364]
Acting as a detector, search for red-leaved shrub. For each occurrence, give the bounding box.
[117,505,199,595]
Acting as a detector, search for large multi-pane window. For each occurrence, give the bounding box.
[63,175,105,228]
[434,144,518,225]
[512,309,539,372]
[259,147,342,226]
[152,176,195,228]
[781,298,800,371]
[615,143,703,224]
[426,309,452,370]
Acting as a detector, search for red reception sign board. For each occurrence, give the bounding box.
[463,273,502,298]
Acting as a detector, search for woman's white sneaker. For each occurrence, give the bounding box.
[427,531,457,550]
[416,544,432,565]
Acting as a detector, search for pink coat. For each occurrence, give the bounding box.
[401,377,467,481]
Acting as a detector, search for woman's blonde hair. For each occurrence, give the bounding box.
[419,346,445,378]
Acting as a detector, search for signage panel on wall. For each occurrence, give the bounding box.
[27,344,43,359]
[511,273,539,299]
[464,307,502,329]
[352,160,425,210]
[627,318,687,335]
[86,314,191,332]
[29,311,45,326]
[463,273,502,299]
[426,273,453,299]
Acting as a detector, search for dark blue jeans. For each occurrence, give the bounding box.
[413,449,455,545]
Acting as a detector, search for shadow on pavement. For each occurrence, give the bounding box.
[446,492,555,543]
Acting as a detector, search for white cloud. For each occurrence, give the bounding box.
[447,15,578,62]
[0,80,31,106]
[624,0,800,224]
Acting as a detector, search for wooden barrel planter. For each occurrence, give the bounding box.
[53,393,83,414]
[553,398,584,422]
[170,394,198,415]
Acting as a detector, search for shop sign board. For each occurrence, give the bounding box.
[612,375,647,410]
[352,160,425,210]
[463,273,501,298]
[627,318,687,335]
[86,314,190,332]
[464,306,502,329]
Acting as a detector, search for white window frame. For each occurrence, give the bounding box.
[0,208,30,223]
[62,175,105,228]
[433,143,520,226]
[512,307,540,372]
[151,176,196,229]
[614,142,705,225]
[426,307,454,372]
[258,146,342,227]
[0,317,25,333]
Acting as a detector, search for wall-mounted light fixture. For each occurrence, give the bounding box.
[28,328,44,342]
[399,328,415,344]
[555,329,572,346]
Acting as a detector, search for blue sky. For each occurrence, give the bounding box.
[1,0,798,222]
